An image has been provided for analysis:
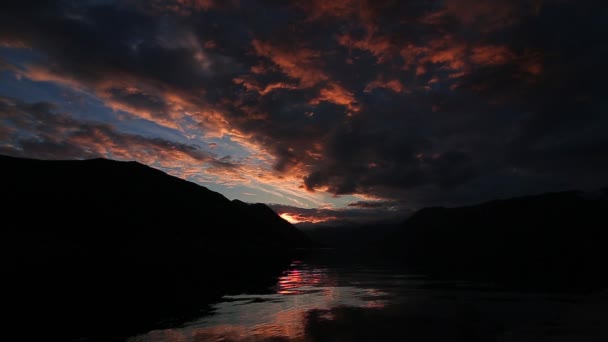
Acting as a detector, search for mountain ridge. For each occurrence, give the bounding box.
[1,154,310,341]
[388,188,608,290]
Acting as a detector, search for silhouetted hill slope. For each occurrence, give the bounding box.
[1,154,310,251]
[1,154,310,341]
[388,190,608,289]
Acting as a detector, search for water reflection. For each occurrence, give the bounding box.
[127,261,392,342]
[127,259,608,342]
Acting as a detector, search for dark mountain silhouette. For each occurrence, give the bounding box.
[300,222,400,250]
[1,154,310,341]
[387,189,608,290]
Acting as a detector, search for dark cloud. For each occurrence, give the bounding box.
[1,0,607,221]
[0,58,15,71]
[347,200,403,209]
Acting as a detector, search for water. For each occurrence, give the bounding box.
[127,252,608,342]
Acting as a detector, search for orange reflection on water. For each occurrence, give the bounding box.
[277,267,328,295]
[127,263,388,342]
[136,308,310,342]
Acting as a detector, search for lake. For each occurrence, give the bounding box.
[127,250,608,342]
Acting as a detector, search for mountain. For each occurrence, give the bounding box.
[388,190,608,290]
[1,154,310,340]
[300,222,401,250]
[2,154,310,251]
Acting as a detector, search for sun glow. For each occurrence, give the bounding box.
[280,212,336,224]
[280,213,301,224]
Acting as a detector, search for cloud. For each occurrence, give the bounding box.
[364,78,406,93]
[299,0,357,20]
[337,33,394,64]
[136,0,241,16]
[1,0,607,223]
[470,45,516,66]
[0,95,237,174]
[310,83,359,114]
[423,0,543,32]
[152,0,216,13]
[252,40,327,88]
[0,57,17,72]
[0,97,310,197]
[270,201,410,225]
[346,199,406,211]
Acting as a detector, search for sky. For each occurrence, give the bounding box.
[1,0,607,225]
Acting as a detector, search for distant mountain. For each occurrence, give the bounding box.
[388,190,608,289]
[300,223,401,250]
[1,154,310,340]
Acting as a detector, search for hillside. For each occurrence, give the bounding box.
[389,190,608,289]
[1,154,310,340]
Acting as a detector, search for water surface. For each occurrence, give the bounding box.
[128,252,608,342]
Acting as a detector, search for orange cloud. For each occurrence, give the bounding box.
[22,65,183,129]
[422,37,467,71]
[301,0,378,33]
[10,63,331,204]
[259,82,299,95]
[520,51,543,76]
[11,59,332,208]
[399,37,468,80]
[337,33,394,63]
[364,78,406,93]
[0,95,213,168]
[2,95,328,207]
[233,77,298,96]
[470,45,516,66]
[524,61,542,76]
[252,40,327,88]
[401,37,533,86]
[310,82,359,113]
[21,63,248,139]
[250,40,362,113]
[232,76,260,92]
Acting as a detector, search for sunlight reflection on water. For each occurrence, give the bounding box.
[127,261,402,342]
[126,259,607,342]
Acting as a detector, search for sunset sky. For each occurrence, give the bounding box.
[1,0,607,224]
